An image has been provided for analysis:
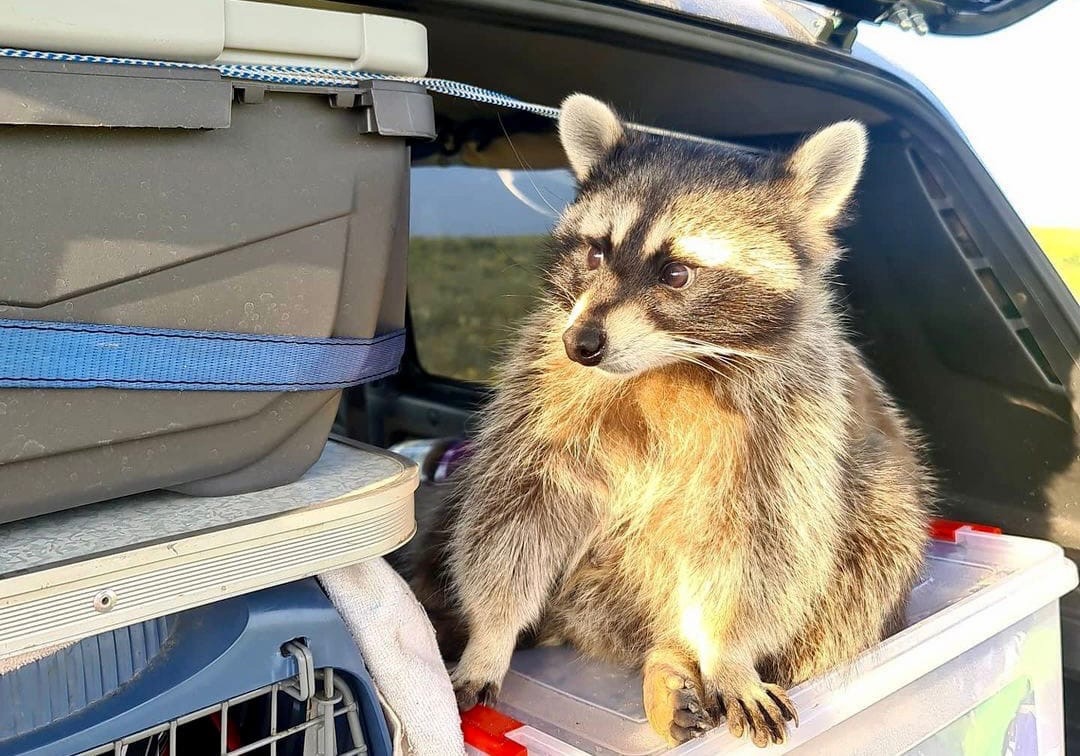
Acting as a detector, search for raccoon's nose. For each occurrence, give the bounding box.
[564,325,607,366]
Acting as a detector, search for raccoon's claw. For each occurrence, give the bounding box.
[711,681,797,748]
[453,679,500,711]
[764,684,799,727]
[643,660,715,745]
[668,681,714,743]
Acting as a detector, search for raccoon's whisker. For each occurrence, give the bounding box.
[667,337,762,376]
[669,335,760,359]
[542,273,576,307]
[716,356,752,378]
[544,272,571,293]
[676,355,728,378]
[495,113,561,217]
[668,347,751,381]
[671,336,793,371]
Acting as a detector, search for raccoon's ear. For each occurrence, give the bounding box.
[559,94,625,180]
[787,121,868,224]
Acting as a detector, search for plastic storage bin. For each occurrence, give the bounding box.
[465,526,1078,755]
[0,579,393,756]
[0,3,434,523]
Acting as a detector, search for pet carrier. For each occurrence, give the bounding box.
[0,579,393,756]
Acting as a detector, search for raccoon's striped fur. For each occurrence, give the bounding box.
[404,95,931,748]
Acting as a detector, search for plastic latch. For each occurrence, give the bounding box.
[282,640,317,702]
[355,80,436,139]
[461,705,528,756]
[929,517,1002,542]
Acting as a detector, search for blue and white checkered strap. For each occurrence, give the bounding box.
[0,47,722,142]
[0,47,562,118]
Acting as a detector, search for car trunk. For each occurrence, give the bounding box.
[331,0,1080,677]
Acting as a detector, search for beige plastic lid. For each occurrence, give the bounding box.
[0,0,428,76]
[0,440,418,662]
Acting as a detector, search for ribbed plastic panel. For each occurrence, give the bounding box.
[0,440,417,661]
[0,616,176,739]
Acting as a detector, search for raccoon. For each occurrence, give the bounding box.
[407,94,931,748]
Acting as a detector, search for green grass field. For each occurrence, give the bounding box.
[409,229,1080,383]
[408,236,545,382]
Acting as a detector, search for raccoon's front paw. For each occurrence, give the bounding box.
[451,658,501,710]
[706,674,798,748]
[643,660,714,744]
[452,677,500,710]
[451,635,512,710]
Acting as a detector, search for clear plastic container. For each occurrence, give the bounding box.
[472,527,1078,755]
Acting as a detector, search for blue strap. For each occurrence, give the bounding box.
[0,319,405,391]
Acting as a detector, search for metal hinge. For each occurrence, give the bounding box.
[817,14,861,50]
[774,0,859,50]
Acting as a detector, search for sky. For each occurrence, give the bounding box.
[856,1,1080,228]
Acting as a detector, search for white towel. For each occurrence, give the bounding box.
[320,559,466,756]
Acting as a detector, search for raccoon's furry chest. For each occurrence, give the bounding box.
[574,366,746,529]
[541,367,749,647]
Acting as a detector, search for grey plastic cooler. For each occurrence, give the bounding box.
[0,5,434,522]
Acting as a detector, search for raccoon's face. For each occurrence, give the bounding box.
[548,94,867,377]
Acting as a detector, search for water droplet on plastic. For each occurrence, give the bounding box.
[21,440,46,455]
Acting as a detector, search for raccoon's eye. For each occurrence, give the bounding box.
[586,241,605,270]
[660,262,694,289]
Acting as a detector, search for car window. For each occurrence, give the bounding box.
[408,165,575,382]
[857,10,1080,305]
